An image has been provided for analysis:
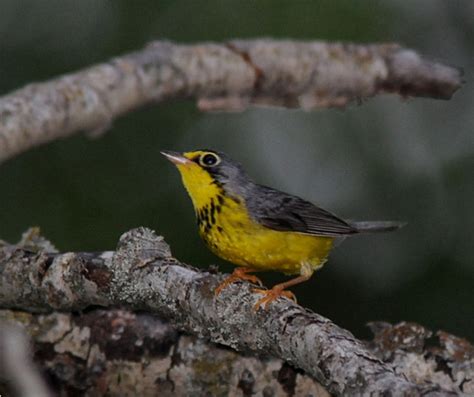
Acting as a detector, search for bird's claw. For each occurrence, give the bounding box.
[244,274,263,287]
[215,277,234,296]
[252,287,297,311]
[215,269,263,296]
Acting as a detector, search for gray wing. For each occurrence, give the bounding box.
[246,185,357,237]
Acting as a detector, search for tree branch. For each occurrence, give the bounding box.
[1,309,329,396]
[1,228,471,396]
[0,39,462,163]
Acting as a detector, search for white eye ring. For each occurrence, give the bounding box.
[199,153,221,167]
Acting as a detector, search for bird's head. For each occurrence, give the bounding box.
[161,149,251,209]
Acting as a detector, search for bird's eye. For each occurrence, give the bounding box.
[200,153,220,167]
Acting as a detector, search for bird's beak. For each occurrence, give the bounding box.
[161,150,192,166]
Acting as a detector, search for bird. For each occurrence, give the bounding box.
[161,149,403,310]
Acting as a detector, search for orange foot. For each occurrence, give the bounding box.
[252,286,297,311]
[215,267,263,296]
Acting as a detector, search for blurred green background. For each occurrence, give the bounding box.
[0,1,473,341]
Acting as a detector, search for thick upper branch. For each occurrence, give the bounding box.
[0,39,462,163]
[0,228,468,396]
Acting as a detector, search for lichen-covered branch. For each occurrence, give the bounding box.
[0,39,462,163]
[367,322,474,395]
[1,228,470,396]
[1,310,472,397]
[1,309,329,396]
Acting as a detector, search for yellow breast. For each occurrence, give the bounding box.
[198,194,334,276]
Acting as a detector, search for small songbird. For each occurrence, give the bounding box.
[162,149,403,310]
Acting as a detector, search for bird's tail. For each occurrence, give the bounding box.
[350,221,406,233]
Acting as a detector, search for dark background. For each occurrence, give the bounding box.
[1,1,473,341]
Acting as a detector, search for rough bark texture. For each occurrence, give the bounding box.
[1,312,473,397]
[0,309,330,397]
[0,39,462,163]
[1,228,471,396]
[367,322,474,396]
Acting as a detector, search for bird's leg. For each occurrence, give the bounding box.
[215,267,263,296]
[253,274,311,310]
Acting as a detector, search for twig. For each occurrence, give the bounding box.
[0,323,52,397]
[0,39,462,163]
[0,227,466,396]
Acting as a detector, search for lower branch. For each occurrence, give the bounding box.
[0,228,471,396]
[1,309,329,396]
[2,309,472,397]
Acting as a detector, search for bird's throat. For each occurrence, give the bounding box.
[176,163,224,214]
